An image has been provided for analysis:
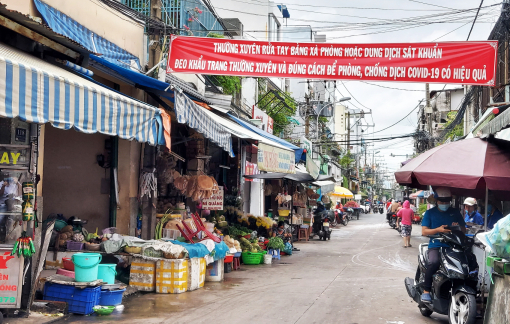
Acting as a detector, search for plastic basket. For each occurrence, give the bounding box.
[241,252,263,265]
[259,250,268,264]
[224,255,234,263]
[43,283,101,315]
[99,288,126,306]
[66,241,84,251]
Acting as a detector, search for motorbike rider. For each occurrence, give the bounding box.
[420,187,466,303]
[387,199,399,222]
[463,197,483,226]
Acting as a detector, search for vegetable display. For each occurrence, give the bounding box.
[155,214,170,239]
[267,237,285,251]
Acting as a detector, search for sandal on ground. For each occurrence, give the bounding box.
[408,244,412,247]
[403,246,407,248]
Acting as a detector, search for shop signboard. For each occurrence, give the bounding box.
[202,186,224,210]
[306,153,319,180]
[167,36,498,85]
[0,145,28,169]
[245,161,260,182]
[257,143,295,174]
[0,247,23,308]
[252,106,274,134]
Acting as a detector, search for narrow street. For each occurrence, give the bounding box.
[58,212,474,324]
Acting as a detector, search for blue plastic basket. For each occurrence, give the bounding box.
[43,283,101,315]
[99,288,126,306]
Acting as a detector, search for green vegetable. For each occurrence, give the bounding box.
[267,237,285,250]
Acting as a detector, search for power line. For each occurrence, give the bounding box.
[467,0,485,40]
[364,100,424,136]
[359,81,423,92]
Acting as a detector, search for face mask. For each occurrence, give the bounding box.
[438,204,449,212]
[487,205,493,213]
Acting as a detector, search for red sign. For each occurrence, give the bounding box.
[252,106,274,134]
[245,161,259,182]
[167,36,497,86]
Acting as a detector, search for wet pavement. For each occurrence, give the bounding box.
[51,212,482,324]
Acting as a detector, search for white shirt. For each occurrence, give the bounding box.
[0,182,18,197]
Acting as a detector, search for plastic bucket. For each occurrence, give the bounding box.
[72,253,102,282]
[263,254,272,264]
[97,264,116,284]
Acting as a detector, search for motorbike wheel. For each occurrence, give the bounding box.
[419,306,433,317]
[448,292,476,324]
[343,218,349,226]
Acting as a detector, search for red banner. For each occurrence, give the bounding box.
[166,36,497,86]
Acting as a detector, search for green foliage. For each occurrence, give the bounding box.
[213,75,241,95]
[418,204,427,216]
[339,151,354,169]
[442,111,463,143]
[207,32,225,38]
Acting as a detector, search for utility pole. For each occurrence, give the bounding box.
[305,94,310,137]
[425,83,434,148]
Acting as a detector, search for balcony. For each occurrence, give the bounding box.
[122,0,225,37]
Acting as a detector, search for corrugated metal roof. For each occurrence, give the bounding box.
[0,2,91,55]
[166,74,211,104]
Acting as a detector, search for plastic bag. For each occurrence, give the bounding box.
[477,213,510,258]
[284,242,293,255]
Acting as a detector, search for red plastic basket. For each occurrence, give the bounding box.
[62,257,75,271]
[224,255,234,263]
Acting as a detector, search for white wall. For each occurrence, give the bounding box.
[210,0,272,41]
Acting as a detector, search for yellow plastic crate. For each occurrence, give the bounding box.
[129,257,157,292]
[155,259,189,294]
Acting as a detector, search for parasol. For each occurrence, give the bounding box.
[329,186,354,198]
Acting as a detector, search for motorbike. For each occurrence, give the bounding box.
[378,204,384,214]
[313,210,333,241]
[344,207,357,221]
[388,212,398,229]
[404,226,479,324]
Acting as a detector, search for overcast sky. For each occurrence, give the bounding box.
[283,0,502,176]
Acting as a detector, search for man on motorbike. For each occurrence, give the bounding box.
[420,187,466,303]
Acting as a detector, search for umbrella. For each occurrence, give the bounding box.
[394,138,510,199]
[329,186,354,198]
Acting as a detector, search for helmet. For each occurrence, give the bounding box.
[434,187,452,202]
[463,197,477,206]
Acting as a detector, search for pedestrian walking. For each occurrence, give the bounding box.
[397,200,414,247]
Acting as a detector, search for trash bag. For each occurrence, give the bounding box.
[476,213,510,258]
[283,242,293,255]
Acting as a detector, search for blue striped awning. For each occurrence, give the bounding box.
[0,43,162,146]
[33,0,141,69]
[174,91,234,157]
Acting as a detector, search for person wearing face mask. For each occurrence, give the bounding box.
[463,197,483,226]
[420,187,466,303]
[486,201,504,230]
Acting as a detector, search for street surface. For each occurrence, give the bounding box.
[56,212,483,324]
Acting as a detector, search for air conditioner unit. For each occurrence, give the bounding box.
[223,18,243,36]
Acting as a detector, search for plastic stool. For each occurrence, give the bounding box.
[268,249,280,260]
[233,257,241,270]
[297,228,309,241]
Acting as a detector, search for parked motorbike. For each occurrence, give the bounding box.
[344,207,357,221]
[341,211,349,226]
[313,210,333,241]
[404,226,479,324]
